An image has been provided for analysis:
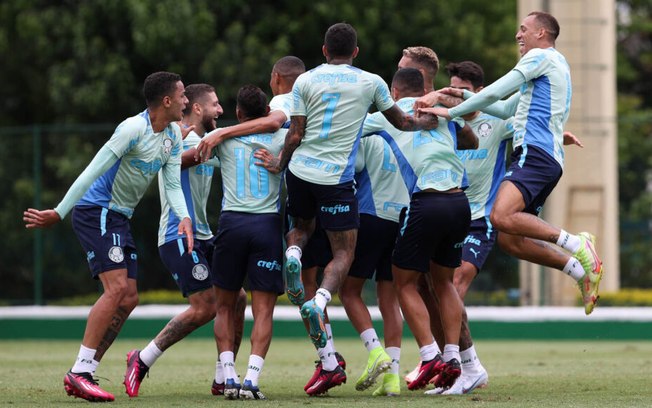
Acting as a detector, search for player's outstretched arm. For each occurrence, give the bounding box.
[254,115,305,174]
[194,111,287,162]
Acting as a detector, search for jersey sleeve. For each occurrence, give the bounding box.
[269,94,291,122]
[105,117,144,158]
[290,75,308,117]
[372,76,395,112]
[513,48,550,82]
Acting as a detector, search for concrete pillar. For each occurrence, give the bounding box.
[517,0,619,306]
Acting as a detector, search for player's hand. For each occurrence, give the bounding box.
[438,87,465,98]
[194,130,222,162]
[253,149,282,174]
[563,131,584,148]
[23,208,61,229]
[418,106,451,120]
[178,217,194,254]
[415,111,439,130]
[413,91,440,110]
[180,123,195,140]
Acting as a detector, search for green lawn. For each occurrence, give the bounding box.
[1,339,651,407]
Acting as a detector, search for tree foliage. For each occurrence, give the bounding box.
[616,0,652,287]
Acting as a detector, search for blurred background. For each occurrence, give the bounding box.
[1,0,650,307]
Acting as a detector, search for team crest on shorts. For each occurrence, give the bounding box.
[477,122,493,138]
[192,264,209,281]
[108,246,124,263]
[162,138,173,154]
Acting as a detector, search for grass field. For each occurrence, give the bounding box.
[1,338,651,407]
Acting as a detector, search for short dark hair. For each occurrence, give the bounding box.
[273,56,306,82]
[392,68,424,96]
[529,11,560,40]
[237,85,268,119]
[143,71,181,107]
[183,84,215,116]
[324,23,357,58]
[446,61,485,89]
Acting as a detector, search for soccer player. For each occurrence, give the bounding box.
[122,83,246,398]
[23,72,193,402]
[211,85,287,400]
[254,22,437,396]
[338,131,409,396]
[420,11,604,316]
[363,67,477,392]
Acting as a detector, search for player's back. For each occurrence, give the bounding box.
[289,64,394,185]
[217,128,287,214]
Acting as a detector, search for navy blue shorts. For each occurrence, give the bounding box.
[212,211,284,293]
[349,214,399,281]
[71,206,138,279]
[285,170,359,231]
[503,144,562,216]
[159,237,214,297]
[392,191,471,272]
[461,216,497,271]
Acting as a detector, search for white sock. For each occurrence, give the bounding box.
[71,345,98,374]
[214,359,224,383]
[220,351,239,383]
[443,344,461,363]
[386,346,401,375]
[285,245,302,260]
[325,323,336,351]
[315,288,331,310]
[460,345,482,373]
[318,342,338,371]
[360,328,381,352]
[244,354,265,386]
[563,257,586,281]
[419,342,439,362]
[139,340,163,368]
[557,230,581,253]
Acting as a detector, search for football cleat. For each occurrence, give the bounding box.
[224,378,241,400]
[355,348,392,391]
[433,358,462,389]
[372,373,401,397]
[573,232,603,315]
[239,379,267,400]
[211,380,225,396]
[124,349,149,397]
[285,256,304,305]
[64,370,115,402]
[407,354,445,390]
[300,300,327,348]
[305,365,347,396]
[304,352,346,391]
[440,367,488,395]
[404,361,421,384]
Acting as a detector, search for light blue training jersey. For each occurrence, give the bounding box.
[354,135,409,223]
[459,114,514,220]
[157,131,219,246]
[216,129,287,214]
[76,109,185,219]
[512,47,571,167]
[288,63,395,185]
[269,92,292,125]
[362,97,464,195]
